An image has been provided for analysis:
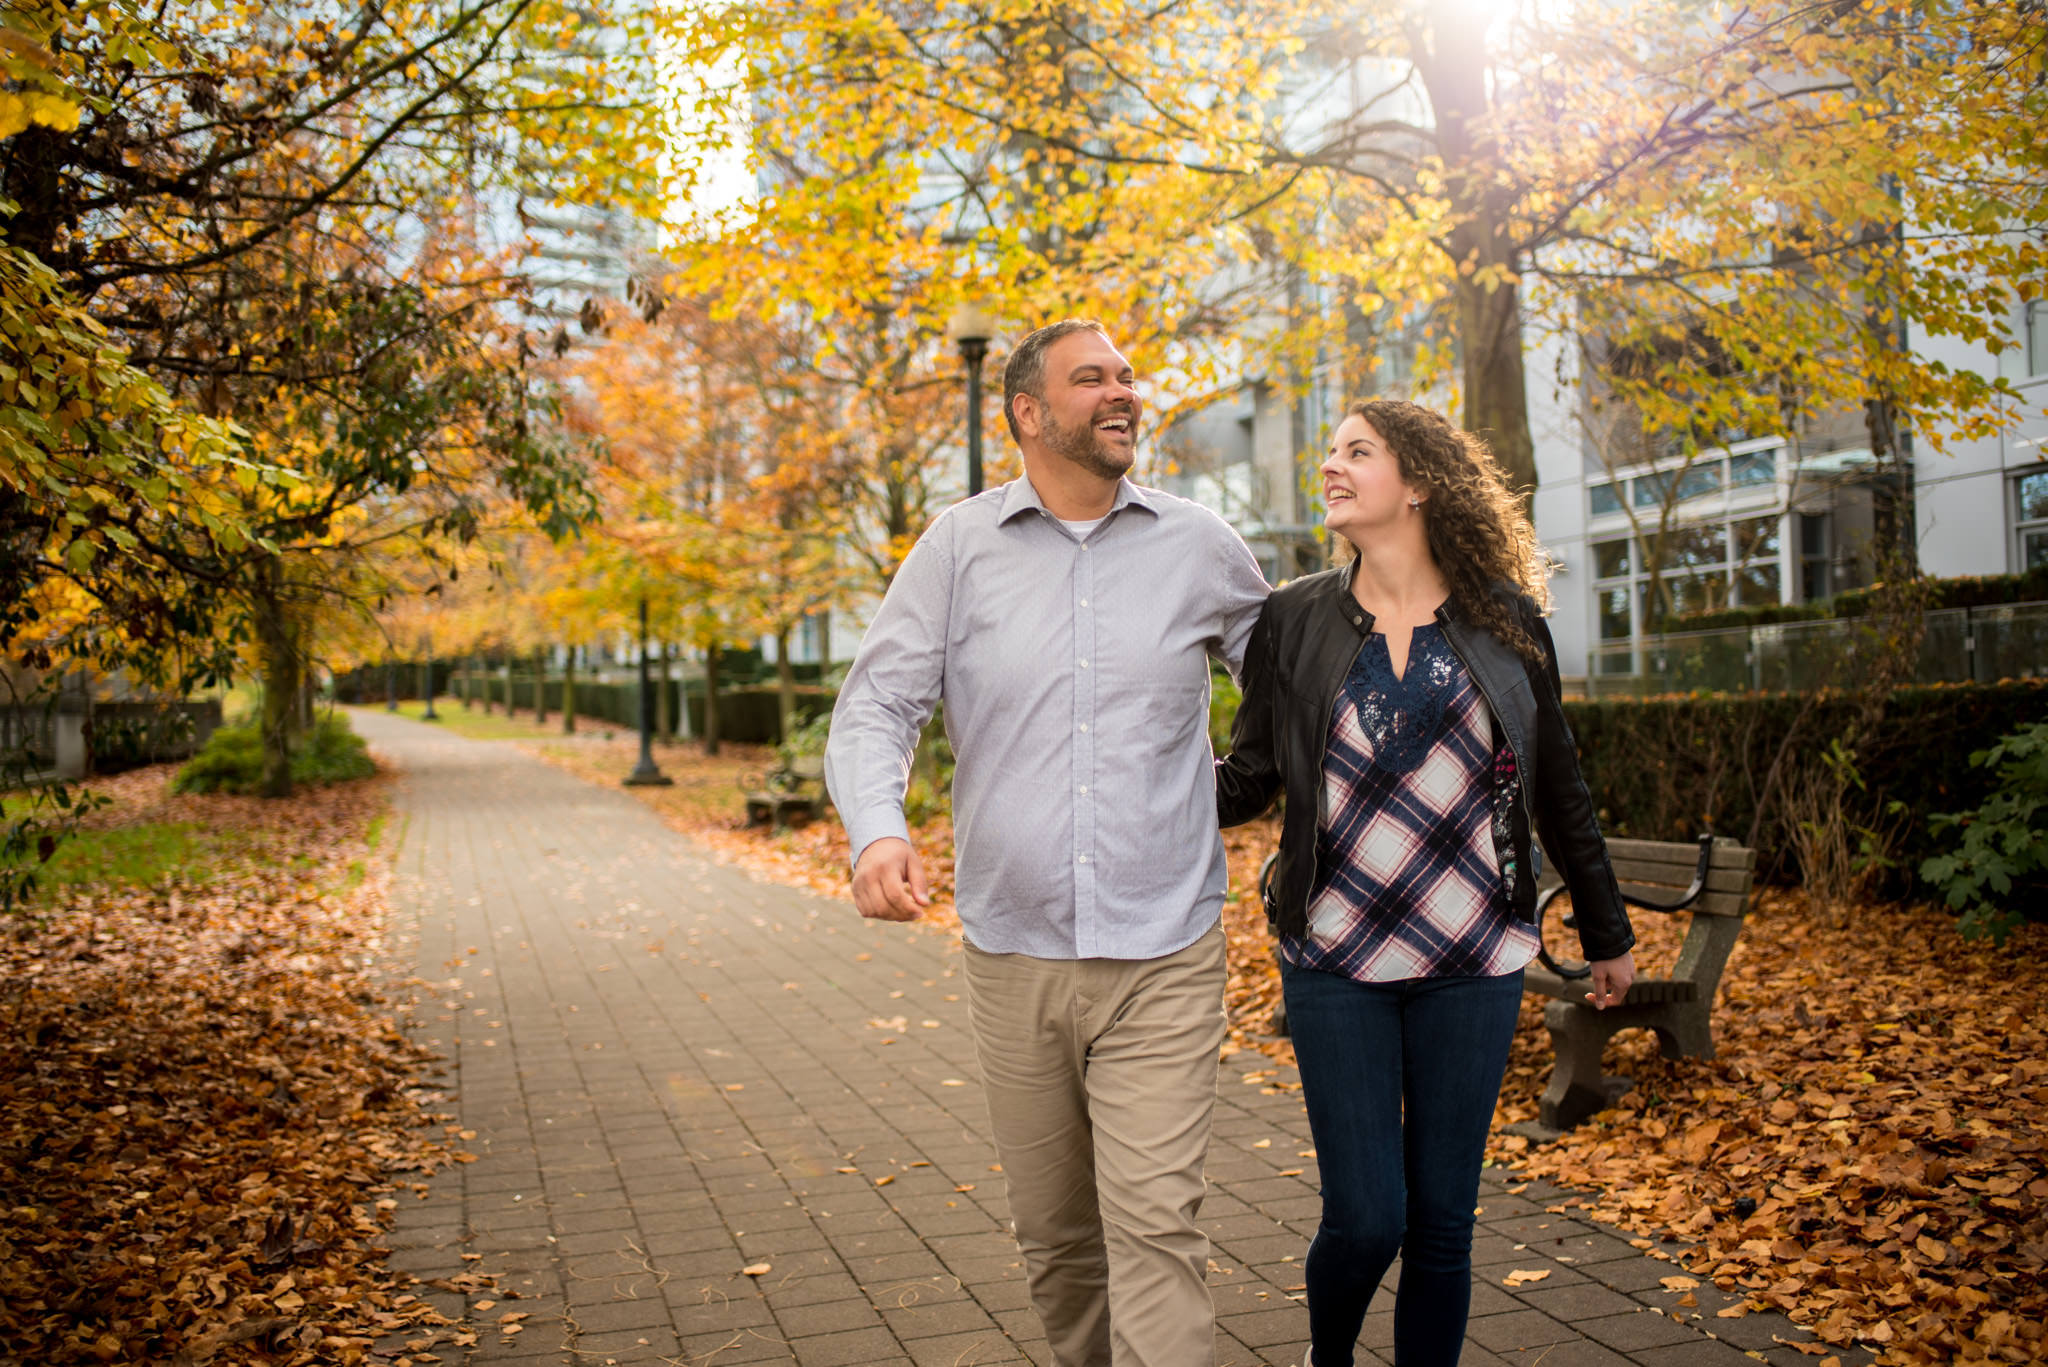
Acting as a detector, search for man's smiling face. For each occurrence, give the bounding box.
[1026,330,1142,480]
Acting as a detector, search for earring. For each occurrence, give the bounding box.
[1407,498,1421,509]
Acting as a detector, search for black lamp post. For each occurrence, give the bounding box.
[623,593,672,787]
[947,302,996,497]
[385,655,398,712]
[420,638,438,720]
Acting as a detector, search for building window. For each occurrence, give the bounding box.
[1729,450,1776,488]
[1799,512,1831,601]
[1592,537,1632,579]
[1593,513,1789,636]
[1597,585,1632,641]
[1676,461,1723,501]
[1589,482,1623,516]
[2028,300,2048,378]
[2019,470,2048,569]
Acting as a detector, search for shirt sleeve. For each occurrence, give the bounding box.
[1208,519,1272,683]
[824,517,955,869]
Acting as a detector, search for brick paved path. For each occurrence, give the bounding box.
[356,710,1847,1367]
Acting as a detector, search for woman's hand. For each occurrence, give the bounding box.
[1584,951,1635,1009]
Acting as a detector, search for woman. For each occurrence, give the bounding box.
[1217,400,1637,1367]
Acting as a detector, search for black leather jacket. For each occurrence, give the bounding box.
[1216,564,1635,962]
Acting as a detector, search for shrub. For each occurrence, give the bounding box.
[1210,669,1242,754]
[1920,721,2048,944]
[1559,681,2048,885]
[173,714,375,794]
[1670,567,2048,632]
[778,709,833,768]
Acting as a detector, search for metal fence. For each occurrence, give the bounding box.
[0,705,58,773]
[1588,600,2048,696]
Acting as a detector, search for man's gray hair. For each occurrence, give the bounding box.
[1002,318,1109,441]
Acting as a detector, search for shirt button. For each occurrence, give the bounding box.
[1078,785,1089,794]
[1079,598,1088,607]
[1079,659,1090,668]
[1353,615,1363,625]
[1079,723,1089,733]
[1077,855,1088,864]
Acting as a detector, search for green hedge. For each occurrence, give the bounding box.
[540,681,832,745]
[1671,567,2048,632]
[1560,680,2048,880]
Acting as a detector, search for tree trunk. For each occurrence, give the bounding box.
[656,642,672,743]
[702,642,721,757]
[1415,12,1539,498]
[562,645,577,734]
[534,646,548,726]
[251,558,298,798]
[775,627,797,745]
[1456,275,1537,497]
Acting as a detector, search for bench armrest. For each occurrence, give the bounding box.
[1532,881,1591,981]
[1534,833,1717,982]
[1619,832,1716,913]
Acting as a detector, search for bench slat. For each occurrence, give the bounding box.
[1605,837,1757,870]
[1524,972,1701,1005]
[1537,880,1749,916]
[1606,870,1754,899]
[1616,885,1748,918]
[1604,856,1754,882]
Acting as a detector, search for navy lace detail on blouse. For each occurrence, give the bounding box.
[1343,623,1460,774]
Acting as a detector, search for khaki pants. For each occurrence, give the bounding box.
[964,924,1227,1367]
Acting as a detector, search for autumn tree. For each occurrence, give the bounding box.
[563,286,856,750]
[1,0,679,792]
[666,0,1323,583]
[670,0,2047,510]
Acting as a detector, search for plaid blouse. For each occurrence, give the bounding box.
[1282,623,1540,983]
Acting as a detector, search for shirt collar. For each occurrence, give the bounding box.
[996,473,1158,526]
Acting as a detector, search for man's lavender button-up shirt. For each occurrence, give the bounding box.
[825,474,1271,960]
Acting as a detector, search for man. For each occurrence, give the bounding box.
[825,319,1270,1366]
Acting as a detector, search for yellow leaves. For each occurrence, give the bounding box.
[0,90,80,139]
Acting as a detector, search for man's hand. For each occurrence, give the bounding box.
[1584,951,1636,1010]
[852,837,930,922]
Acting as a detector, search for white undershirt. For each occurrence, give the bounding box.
[1059,516,1106,540]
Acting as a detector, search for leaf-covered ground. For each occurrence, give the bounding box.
[1215,821,2047,1367]
[0,766,473,1366]
[576,757,2044,1367]
[525,732,2047,1365]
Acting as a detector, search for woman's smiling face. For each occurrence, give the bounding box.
[1321,414,1422,542]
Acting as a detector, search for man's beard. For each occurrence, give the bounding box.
[1040,404,1137,480]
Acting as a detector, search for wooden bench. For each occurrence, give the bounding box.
[742,756,828,829]
[1521,833,1757,1132]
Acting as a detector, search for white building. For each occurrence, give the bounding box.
[1157,290,2048,689]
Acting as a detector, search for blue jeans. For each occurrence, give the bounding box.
[1281,960,1525,1367]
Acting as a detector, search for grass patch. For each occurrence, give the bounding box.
[373,699,577,742]
[35,820,261,895]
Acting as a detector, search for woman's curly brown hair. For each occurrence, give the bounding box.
[1338,399,1552,663]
